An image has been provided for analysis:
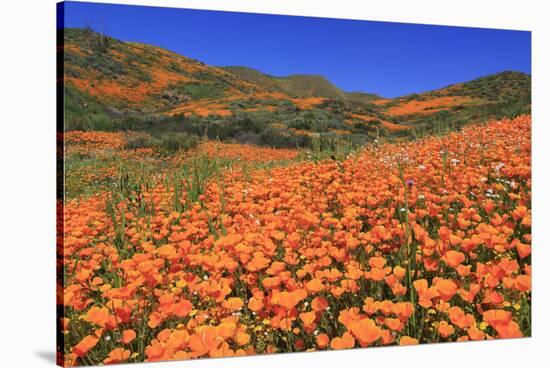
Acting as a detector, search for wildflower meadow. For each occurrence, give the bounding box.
[58,115,531,366]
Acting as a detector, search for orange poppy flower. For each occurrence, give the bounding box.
[456,264,471,277]
[433,279,458,302]
[330,332,355,350]
[516,242,531,259]
[515,274,531,292]
[222,297,244,311]
[399,336,419,345]
[369,257,387,269]
[167,330,189,350]
[173,299,194,317]
[216,322,237,339]
[482,309,513,328]
[467,326,485,341]
[188,326,224,357]
[379,300,394,315]
[275,290,305,310]
[145,344,165,361]
[437,321,454,338]
[495,321,523,339]
[393,266,406,279]
[414,279,439,307]
[156,244,177,258]
[247,296,264,313]
[393,302,414,321]
[120,329,136,344]
[148,312,164,329]
[384,317,404,331]
[83,306,110,327]
[72,335,99,357]
[316,333,330,348]
[270,230,286,241]
[349,318,382,347]
[311,296,329,312]
[442,250,466,268]
[103,348,131,364]
[438,226,451,243]
[459,283,481,303]
[511,205,528,221]
[216,233,243,247]
[305,278,324,293]
[299,311,317,327]
[499,258,519,275]
[447,307,475,329]
[235,331,251,346]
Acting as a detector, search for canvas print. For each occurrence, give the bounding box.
[57,1,532,366]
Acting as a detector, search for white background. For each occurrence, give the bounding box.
[1,0,548,367]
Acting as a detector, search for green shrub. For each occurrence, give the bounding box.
[169,61,185,74]
[157,132,199,153]
[135,69,153,83]
[84,53,127,79]
[82,113,114,131]
[234,131,261,145]
[123,131,199,152]
[351,120,379,135]
[124,53,142,65]
[288,119,313,130]
[124,135,158,149]
[176,82,224,100]
[259,128,307,148]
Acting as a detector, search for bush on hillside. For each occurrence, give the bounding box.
[124,132,199,153]
[157,132,199,153]
[124,135,158,149]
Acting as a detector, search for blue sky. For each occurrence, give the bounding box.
[59,1,531,98]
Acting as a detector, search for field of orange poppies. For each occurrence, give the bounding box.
[58,115,531,366]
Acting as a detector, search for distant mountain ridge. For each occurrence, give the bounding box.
[221,66,383,102]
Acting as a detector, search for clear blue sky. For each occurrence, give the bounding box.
[59,1,531,98]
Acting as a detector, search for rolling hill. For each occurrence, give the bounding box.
[375,71,531,117]
[221,66,349,99]
[61,27,531,146]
